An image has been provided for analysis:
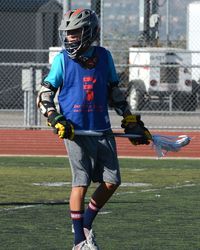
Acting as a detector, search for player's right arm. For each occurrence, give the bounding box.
[37,53,74,140]
[37,81,58,117]
[37,53,64,117]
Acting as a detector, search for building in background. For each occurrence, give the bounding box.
[0,0,62,109]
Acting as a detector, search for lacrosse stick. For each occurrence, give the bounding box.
[74,130,142,138]
[74,130,191,158]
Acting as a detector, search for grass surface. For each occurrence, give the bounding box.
[0,157,199,250]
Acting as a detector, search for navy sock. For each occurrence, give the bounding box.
[84,200,101,230]
[71,210,86,245]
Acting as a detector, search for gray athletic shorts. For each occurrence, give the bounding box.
[64,130,121,187]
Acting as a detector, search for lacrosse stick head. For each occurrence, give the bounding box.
[152,134,191,158]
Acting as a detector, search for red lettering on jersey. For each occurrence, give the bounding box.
[83,76,96,83]
[84,84,93,90]
[86,90,94,101]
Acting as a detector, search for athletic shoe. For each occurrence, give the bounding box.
[84,228,100,250]
[72,240,90,250]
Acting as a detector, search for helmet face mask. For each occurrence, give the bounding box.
[59,9,99,59]
[60,28,84,59]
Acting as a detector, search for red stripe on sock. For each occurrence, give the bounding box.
[71,211,84,220]
[88,201,100,211]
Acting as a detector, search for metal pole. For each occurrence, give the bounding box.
[138,0,150,46]
[63,0,71,15]
[166,0,170,46]
[29,67,35,126]
[169,93,172,112]
[24,91,28,126]
[100,0,104,46]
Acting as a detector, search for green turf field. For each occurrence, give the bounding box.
[0,157,199,250]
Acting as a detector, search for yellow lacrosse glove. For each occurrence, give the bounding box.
[47,112,74,140]
[121,115,152,145]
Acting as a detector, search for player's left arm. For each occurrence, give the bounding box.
[107,50,152,145]
[106,49,131,117]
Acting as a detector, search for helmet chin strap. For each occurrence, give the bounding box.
[76,46,98,69]
[77,54,98,69]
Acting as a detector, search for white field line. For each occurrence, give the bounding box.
[0,205,38,212]
[114,183,197,196]
[32,181,151,187]
[0,183,197,213]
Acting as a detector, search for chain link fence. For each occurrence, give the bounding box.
[0,0,200,130]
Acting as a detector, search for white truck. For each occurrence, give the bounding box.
[128,47,197,111]
[126,0,198,111]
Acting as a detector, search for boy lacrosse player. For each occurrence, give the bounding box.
[37,8,152,250]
